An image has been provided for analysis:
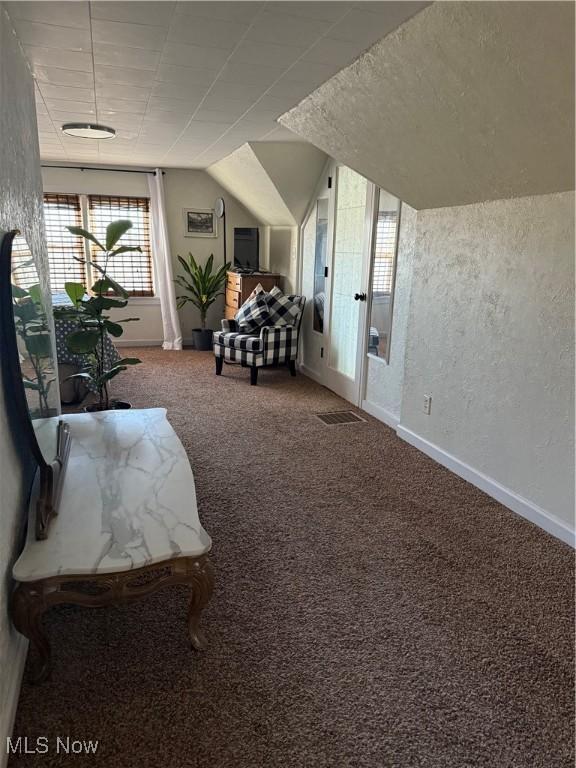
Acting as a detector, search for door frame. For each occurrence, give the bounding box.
[298,164,379,407]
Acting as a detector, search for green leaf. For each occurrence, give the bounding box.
[65,372,93,382]
[115,357,141,366]
[103,320,123,337]
[67,226,105,251]
[105,220,132,250]
[90,264,129,299]
[11,284,28,299]
[23,379,41,390]
[25,333,52,357]
[66,329,99,354]
[112,245,142,256]
[65,281,86,306]
[28,284,43,305]
[115,317,139,323]
[91,296,128,311]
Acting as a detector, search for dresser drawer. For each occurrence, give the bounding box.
[227,272,241,292]
[226,288,241,309]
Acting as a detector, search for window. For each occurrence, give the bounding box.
[88,196,154,296]
[372,212,398,294]
[367,189,401,362]
[42,193,154,296]
[43,194,86,291]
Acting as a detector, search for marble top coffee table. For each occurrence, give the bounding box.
[12,408,214,683]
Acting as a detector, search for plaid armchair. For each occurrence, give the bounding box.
[213,295,305,385]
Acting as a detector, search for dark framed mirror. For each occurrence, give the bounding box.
[0,230,70,539]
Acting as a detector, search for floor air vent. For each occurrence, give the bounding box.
[315,411,366,425]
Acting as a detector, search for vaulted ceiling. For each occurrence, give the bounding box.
[6,1,428,168]
[280,1,575,209]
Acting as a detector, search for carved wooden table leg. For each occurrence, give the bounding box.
[11,582,52,684]
[11,554,214,684]
[184,557,215,650]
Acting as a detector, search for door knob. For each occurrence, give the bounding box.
[354,292,367,301]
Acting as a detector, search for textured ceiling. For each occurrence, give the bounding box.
[280,1,575,209]
[6,0,428,168]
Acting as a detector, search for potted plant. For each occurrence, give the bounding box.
[54,219,141,412]
[175,253,230,350]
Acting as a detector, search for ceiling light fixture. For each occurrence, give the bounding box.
[61,123,116,140]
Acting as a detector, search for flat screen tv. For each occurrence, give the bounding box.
[233,228,259,271]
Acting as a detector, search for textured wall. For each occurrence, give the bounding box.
[364,204,416,421]
[280,2,575,209]
[401,191,575,527]
[0,3,53,751]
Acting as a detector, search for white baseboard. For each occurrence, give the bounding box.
[299,364,325,387]
[0,634,27,768]
[115,339,163,347]
[361,399,399,429]
[396,425,575,548]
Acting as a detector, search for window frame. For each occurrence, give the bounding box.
[366,193,402,367]
[42,191,157,301]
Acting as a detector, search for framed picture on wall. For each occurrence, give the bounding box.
[183,208,217,238]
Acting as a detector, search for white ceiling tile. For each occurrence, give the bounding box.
[45,98,95,113]
[91,2,176,27]
[12,20,91,51]
[155,63,218,86]
[98,98,148,114]
[301,37,363,67]
[206,80,267,102]
[160,42,231,69]
[25,46,93,71]
[95,66,156,87]
[244,10,331,48]
[50,111,97,126]
[150,81,209,101]
[167,16,249,49]
[93,43,161,70]
[265,80,314,102]
[271,2,353,22]
[96,82,152,102]
[174,2,263,24]
[6,2,89,29]
[218,60,285,88]
[259,125,303,142]
[37,115,55,131]
[199,94,247,112]
[232,40,305,68]
[34,65,94,88]
[281,61,335,85]
[38,84,94,102]
[147,96,197,113]
[92,19,167,51]
[185,120,234,137]
[98,112,145,130]
[193,106,249,123]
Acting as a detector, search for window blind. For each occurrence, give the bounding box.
[372,211,398,294]
[43,193,85,291]
[87,195,153,296]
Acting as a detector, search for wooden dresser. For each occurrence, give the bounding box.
[224,271,281,320]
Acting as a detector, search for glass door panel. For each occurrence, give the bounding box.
[367,190,401,362]
[328,167,368,385]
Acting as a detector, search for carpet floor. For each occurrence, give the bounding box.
[10,349,574,768]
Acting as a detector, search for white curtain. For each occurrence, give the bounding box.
[148,169,183,350]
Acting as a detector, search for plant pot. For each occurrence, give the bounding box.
[84,400,132,413]
[192,328,214,351]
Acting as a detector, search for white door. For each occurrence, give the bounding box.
[323,166,372,404]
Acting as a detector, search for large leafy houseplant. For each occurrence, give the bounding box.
[12,280,56,417]
[54,220,141,411]
[175,253,230,350]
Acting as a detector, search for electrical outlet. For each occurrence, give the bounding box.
[423,394,432,415]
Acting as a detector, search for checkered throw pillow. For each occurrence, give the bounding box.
[266,286,302,326]
[235,292,270,332]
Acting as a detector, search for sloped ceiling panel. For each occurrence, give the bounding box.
[208,142,326,225]
[279,2,575,210]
